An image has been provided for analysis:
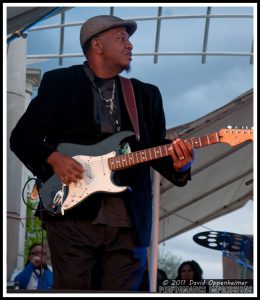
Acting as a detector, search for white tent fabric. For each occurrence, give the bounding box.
[7,7,71,35]
[158,89,253,242]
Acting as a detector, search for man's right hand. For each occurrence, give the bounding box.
[47,151,84,185]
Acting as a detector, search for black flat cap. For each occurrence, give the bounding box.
[80,15,137,49]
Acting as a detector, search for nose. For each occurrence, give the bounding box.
[125,39,133,50]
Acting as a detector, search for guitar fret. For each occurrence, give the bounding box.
[209,135,215,145]
[215,132,219,143]
[144,150,148,161]
[207,135,210,145]
[137,151,141,162]
[149,148,152,160]
[127,154,132,165]
[189,135,216,149]
[164,144,168,156]
[124,154,129,166]
[141,151,146,161]
[131,152,134,164]
[156,147,161,158]
[116,159,121,168]
[155,147,158,157]
[191,138,200,148]
[110,159,114,168]
[135,151,139,163]
[190,138,194,147]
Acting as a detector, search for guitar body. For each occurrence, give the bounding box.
[40,131,135,214]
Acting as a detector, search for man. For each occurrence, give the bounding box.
[11,243,53,289]
[10,15,194,291]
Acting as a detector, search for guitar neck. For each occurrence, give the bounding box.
[108,132,220,171]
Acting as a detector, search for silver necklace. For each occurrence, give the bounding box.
[97,80,116,115]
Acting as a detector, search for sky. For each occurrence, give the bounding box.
[5,2,256,289]
[25,4,254,129]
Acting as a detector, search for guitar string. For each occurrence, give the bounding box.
[73,129,252,174]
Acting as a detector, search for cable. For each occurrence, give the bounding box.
[7,7,62,45]
[22,177,37,210]
[21,177,47,213]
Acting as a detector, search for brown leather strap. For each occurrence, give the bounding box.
[119,76,140,141]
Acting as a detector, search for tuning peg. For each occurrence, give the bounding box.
[235,126,238,129]
[241,126,244,129]
[246,126,248,129]
[227,125,232,129]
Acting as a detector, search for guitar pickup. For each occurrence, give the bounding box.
[51,189,64,208]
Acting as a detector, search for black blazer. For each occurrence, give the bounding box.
[10,64,190,246]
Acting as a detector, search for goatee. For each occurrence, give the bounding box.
[125,64,131,73]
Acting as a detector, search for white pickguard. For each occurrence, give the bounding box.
[60,151,128,214]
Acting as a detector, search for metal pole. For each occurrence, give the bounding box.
[26,51,253,61]
[7,36,27,279]
[154,7,162,64]
[149,170,161,292]
[110,7,114,16]
[59,12,65,66]
[250,40,253,64]
[202,7,212,64]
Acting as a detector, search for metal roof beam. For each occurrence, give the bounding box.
[28,14,253,32]
[202,7,211,64]
[58,11,65,66]
[154,7,162,64]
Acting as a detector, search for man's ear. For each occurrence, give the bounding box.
[91,38,103,54]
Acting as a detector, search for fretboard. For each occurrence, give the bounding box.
[108,132,220,171]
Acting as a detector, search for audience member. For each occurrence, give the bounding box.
[176,260,203,282]
[11,243,53,289]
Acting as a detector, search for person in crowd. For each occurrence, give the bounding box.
[157,268,168,291]
[10,15,194,291]
[12,243,53,289]
[138,267,168,292]
[176,260,203,281]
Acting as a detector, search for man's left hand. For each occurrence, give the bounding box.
[168,138,194,172]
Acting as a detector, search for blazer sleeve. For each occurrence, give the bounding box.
[148,85,191,187]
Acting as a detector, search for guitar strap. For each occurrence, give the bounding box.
[119,76,140,141]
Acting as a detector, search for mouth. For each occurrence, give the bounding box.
[126,52,132,61]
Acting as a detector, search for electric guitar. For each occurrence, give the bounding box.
[40,127,253,215]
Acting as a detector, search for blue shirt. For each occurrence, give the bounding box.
[14,262,53,289]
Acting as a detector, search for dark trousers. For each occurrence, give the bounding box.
[46,219,147,291]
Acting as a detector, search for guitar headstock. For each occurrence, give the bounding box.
[218,126,254,147]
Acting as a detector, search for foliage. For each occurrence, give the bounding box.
[158,246,182,279]
[24,179,46,263]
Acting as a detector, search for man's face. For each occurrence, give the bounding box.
[97,27,133,72]
[29,245,47,268]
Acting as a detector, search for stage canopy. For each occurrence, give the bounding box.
[7,7,71,35]
[159,89,253,242]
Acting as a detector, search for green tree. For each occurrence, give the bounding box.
[24,178,47,262]
[158,246,182,279]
